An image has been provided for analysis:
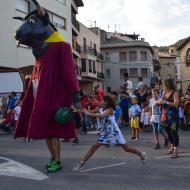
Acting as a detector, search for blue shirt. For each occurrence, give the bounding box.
[8,98,17,110]
[130,104,141,117]
[115,105,123,122]
[120,97,130,110]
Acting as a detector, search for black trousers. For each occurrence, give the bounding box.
[180,118,185,128]
[165,124,179,147]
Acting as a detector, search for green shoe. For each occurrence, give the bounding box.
[47,161,62,173]
[46,158,55,169]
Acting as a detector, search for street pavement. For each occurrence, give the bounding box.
[0,128,190,190]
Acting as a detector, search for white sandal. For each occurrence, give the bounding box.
[73,161,85,171]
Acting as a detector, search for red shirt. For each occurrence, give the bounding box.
[98,90,106,98]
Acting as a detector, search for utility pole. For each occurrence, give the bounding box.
[114,24,117,33]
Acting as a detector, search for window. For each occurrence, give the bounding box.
[129,68,138,78]
[15,0,29,13]
[89,60,92,73]
[129,51,137,61]
[83,38,87,51]
[52,14,66,29]
[187,51,190,61]
[119,52,127,61]
[140,51,147,61]
[141,68,148,78]
[120,69,128,79]
[81,59,86,72]
[186,49,190,66]
[106,69,111,78]
[105,53,110,60]
[29,2,36,12]
[93,62,96,74]
[94,44,97,51]
[83,38,86,46]
[56,0,66,5]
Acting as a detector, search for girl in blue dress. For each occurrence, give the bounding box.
[74,96,146,171]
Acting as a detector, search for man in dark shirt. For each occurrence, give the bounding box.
[8,91,17,110]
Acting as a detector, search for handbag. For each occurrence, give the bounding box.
[55,107,74,124]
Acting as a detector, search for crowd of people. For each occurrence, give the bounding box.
[0,92,22,132]
[71,78,190,170]
[1,79,190,171]
[70,78,190,164]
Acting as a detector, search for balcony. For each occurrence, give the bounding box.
[81,70,97,79]
[81,46,103,60]
[97,72,104,80]
[97,52,104,61]
[72,15,80,32]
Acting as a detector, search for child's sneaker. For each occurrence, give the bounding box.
[47,161,62,173]
[73,161,85,171]
[154,144,160,149]
[139,152,146,164]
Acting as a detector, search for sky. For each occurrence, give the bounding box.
[77,0,190,46]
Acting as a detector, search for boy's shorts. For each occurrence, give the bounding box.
[131,117,140,129]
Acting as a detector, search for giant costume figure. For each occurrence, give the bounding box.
[14,0,81,172]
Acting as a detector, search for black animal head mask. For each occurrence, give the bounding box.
[13,0,57,48]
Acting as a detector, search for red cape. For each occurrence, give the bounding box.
[15,42,79,139]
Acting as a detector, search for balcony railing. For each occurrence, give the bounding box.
[81,46,103,60]
[97,72,104,79]
[72,15,80,32]
[97,52,104,61]
[81,46,96,55]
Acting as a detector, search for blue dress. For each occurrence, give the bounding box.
[98,111,126,145]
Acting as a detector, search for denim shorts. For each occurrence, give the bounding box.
[152,123,163,134]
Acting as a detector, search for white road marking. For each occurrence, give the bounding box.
[87,131,100,135]
[155,152,190,160]
[0,156,49,181]
[80,162,127,173]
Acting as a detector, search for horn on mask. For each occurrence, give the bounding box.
[29,0,45,17]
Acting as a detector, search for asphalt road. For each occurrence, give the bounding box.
[0,128,190,190]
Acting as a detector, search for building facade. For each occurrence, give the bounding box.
[0,0,83,74]
[173,37,190,93]
[101,32,154,92]
[77,23,104,94]
[158,53,177,81]
[160,38,190,93]
[71,0,83,80]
